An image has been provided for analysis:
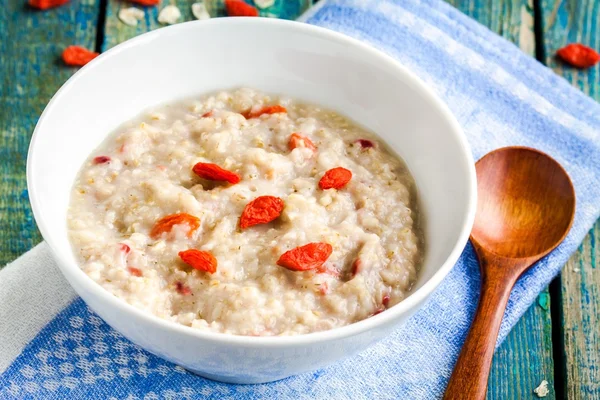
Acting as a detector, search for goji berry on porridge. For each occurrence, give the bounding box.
[67,88,422,336]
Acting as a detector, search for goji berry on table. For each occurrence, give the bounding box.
[150,213,200,239]
[240,196,284,229]
[556,43,600,68]
[129,0,160,6]
[179,249,217,274]
[28,0,69,9]
[289,133,317,151]
[277,242,333,271]
[127,267,143,277]
[225,0,259,17]
[242,105,287,119]
[319,167,352,190]
[192,162,241,184]
[93,156,111,164]
[62,46,99,67]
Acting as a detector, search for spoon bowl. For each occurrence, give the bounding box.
[472,147,576,260]
[444,146,576,400]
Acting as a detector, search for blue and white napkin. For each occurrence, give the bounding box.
[2,0,599,398]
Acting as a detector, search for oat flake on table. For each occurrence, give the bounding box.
[254,0,275,9]
[533,380,549,397]
[118,7,145,27]
[158,5,181,25]
[191,2,210,20]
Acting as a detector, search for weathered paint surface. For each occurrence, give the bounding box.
[541,0,600,396]
[0,0,100,265]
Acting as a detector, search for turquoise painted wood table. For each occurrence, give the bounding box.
[1,0,598,398]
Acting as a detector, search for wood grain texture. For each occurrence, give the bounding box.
[445,2,558,399]
[540,0,600,397]
[560,224,600,398]
[0,0,100,265]
[103,0,312,50]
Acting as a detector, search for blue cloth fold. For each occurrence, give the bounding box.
[2,0,599,398]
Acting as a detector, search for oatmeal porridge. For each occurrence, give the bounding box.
[67,88,422,336]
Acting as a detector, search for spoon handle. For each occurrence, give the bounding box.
[443,259,520,400]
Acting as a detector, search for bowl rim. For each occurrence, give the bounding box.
[27,17,477,347]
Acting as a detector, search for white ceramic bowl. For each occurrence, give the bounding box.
[27,18,476,384]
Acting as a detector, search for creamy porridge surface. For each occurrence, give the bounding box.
[67,88,422,336]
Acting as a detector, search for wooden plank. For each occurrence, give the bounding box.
[0,0,100,266]
[560,225,600,398]
[445,1,557,398]
[541,1,600,396]
[103,0,313,51]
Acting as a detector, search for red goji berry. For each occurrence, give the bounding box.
[319,167,352,190]
[93,156,111,164]
[351,259,361,277]
[356,139,375,149]
[242,105,287,119]
[201,110,213,118]
[240,196,284,229]
[129,0,160,5]
[119,243,131,254]
[28,0,69,9]
[127,267,143,277]
[225,0,258,17]
[176,281,192,295]
[62,46,99,67]
[192,162,241,184]
[277,242,333,271]
[179,249,217,274]
[150,213,200,239]
[319,282,329,295]
[373,307,385,316]
[556,43,600,68]
[382,294,390,307]
[289,133,317,151]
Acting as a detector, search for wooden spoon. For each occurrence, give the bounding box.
[443,146,576,400]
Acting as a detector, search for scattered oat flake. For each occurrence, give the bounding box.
[119,7,145,26]
[191,2,210,20]
[158,5,181,25]
[254,0,274,8]
[534,380,549,397]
